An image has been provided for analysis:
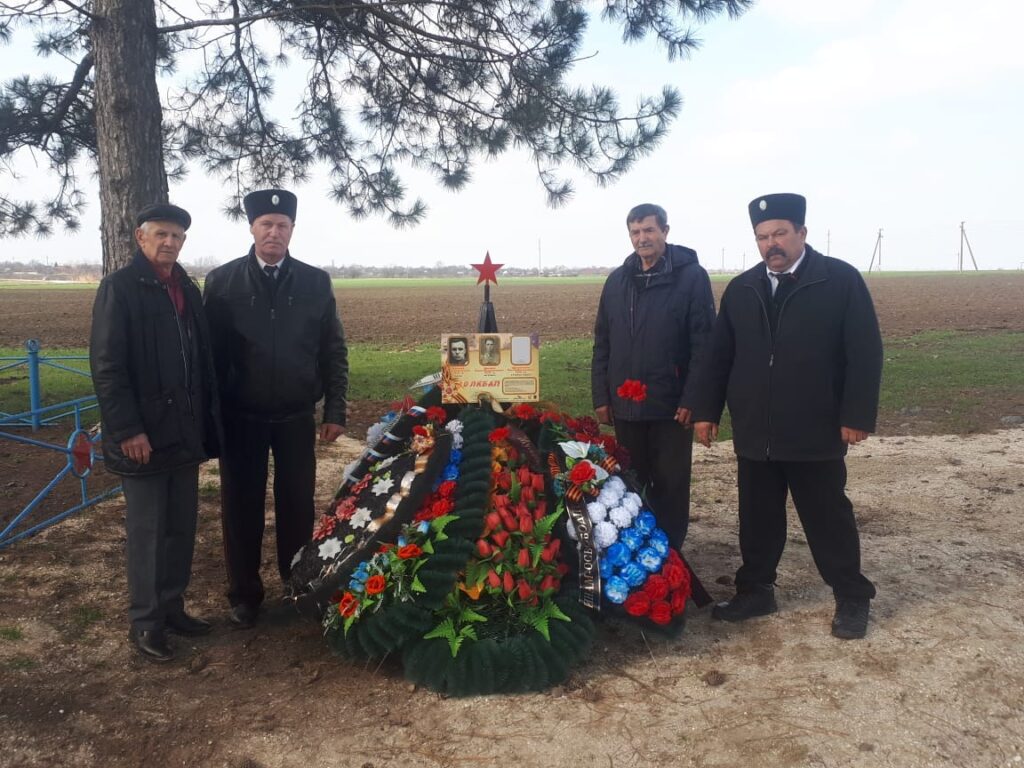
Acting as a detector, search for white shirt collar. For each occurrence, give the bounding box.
[256,254,287,272]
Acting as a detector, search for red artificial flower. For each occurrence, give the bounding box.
[425,406,448,424]
[483,512,502,534]
[575,416,601,438]
[557,563,571,576]
[338,592,359,617]
[377,543,393,553]
[350,474,372,495]
[532,500,548,519]
[488,427,510,443]
[670,588,687,616]
[365,575,387,595]
[531,473,545,492]
[510,403,538,420]
[642,574,670,602]
[335,497,357,521]
[663,561,686,590]
[568,461,597,486]
[518,513,534,534]
[517,548,531,568]
[498,508,518,531]
[398,544,423,559]
[616,379,648,403]
[516,466,532,486]
[519,485,535,505]
[313,514,337,541]
[649,601,672,625]
[486,569,502,589]
[502,571,515,593]
[624,591,652,617]
[491,529,510,548]
[540,575,559,594]
[494,472,512,492]
[437,480,457,499]
[517,579,533,601]
[476,539,493,558]
[539,410,562,424]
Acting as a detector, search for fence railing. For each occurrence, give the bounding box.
[0,340,121,549]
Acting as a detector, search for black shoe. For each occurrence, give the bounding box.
[711,585,778,622]
[228,603,258,629]
[832,598,870,639]
[166,610,213,637]
[129,627,174,662]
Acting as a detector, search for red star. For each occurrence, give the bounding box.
[471,252,503,285]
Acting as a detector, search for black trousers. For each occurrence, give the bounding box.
[613,418,694,549]
[735,457,876,600]
[122,467,199,630]
[219,411,316,608]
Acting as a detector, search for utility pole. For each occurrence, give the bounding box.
[868,229,883,272]
[959,222,978,271]
[827,229,831,256]
[721,247,725,271]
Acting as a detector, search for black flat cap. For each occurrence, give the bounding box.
[135,203,191,230]
[243,189,297,223]
[748,193,806,228]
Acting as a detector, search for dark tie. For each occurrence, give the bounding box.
[769,271,793,296]
[263,264,278,281]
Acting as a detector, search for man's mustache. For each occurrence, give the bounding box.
[767,246,786,259]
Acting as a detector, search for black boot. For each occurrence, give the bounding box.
[831,598,870,639]
[166,610,213,636]
[129,627,174,662]
[711,585,778,622]
[228,603,258,629]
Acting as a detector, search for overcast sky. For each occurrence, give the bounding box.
[3,0,1022,271]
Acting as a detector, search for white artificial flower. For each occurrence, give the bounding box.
[372,474,394,496]
[594,521,619,550]
[350,507,373,529]
[586,501,608,523]
[597,488,619,508]
[366,421,387,447]
[609,505,633,529]
[445,420,464,449]
[318,538,342,561]
[621,493,642,514]
[605,476,626,495]
[559,441,591,459]
[290,549,303,568]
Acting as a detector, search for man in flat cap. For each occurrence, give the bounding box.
[203,189,349,629]
[90,203,222,661]
[692,193,883,639]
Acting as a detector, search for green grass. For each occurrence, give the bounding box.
[0,626,24,641]
[0,280,97,290]
[68,605,103,633]
[3,331,1022,434]
[4,656,37,671]
[332,275,610,289]
[0,347,95,414]
[199,480,220,500]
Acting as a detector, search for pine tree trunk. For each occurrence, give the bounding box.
[91,0,168,275]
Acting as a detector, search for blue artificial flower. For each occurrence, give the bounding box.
[603,575,630,604]
[397,535,407,548]
[619,527,645,551]
[417,520,430,534]
[621,561,647,588]
[348,579,365,593]
[647,536,670,558]
[353,563,370,581]
[442,465,460,481]
[634,510,657,535]
[599,556,615,580]
[648,527,669,546]
[448,450,463,466]
[636,546,664,572]
[605,541,632,568]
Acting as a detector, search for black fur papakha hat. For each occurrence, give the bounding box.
[135,203,191,230]
[243,189,298,223]
[748,193,806,228]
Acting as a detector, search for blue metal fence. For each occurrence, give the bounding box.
[0,340,121,549]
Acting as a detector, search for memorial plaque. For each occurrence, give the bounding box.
[440,333,540,404]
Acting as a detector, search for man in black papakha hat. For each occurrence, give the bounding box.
[691,193,883,640]
[203,189,349,629]
[90,203,223,661]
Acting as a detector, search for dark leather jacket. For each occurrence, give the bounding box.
[203,249,349,425]
[90,252,221,476]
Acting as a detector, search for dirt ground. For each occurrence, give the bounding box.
[3,272,1024,348]
[1,273,1023,767]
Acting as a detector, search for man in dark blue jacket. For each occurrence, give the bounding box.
[591,203,716,550]
[91,203,221,662]
[693,193,883,640]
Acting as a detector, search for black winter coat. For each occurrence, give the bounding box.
[591,244,716,421]
[90,252,221,476]
[691,246,883,461]
[203,250,349,425]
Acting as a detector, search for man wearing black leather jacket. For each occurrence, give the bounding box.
[203,189,349,628]
[90,203,221,662]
